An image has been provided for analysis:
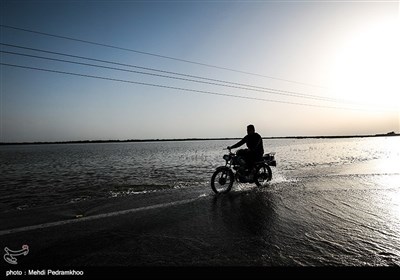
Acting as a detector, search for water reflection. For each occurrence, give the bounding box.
[210,188,278,264]
[1,137,399,211]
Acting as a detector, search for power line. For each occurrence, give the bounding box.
[0,49,351,104]
[0,62,382,112]
[0,24,327,89]
[1,45,396,111]
[2,46,395,110]
[0,43,345,103]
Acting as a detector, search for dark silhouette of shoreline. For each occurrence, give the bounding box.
[0,132,398,146]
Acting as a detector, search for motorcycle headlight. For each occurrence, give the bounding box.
[223,154,230,161]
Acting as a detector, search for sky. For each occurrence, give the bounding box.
[0,0,399,142]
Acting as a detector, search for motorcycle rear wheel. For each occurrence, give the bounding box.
[255,164,272,187]
[211,167,234,194]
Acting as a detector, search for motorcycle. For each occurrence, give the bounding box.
[210,148,276,194]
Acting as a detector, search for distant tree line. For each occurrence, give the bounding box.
[0,132,398,145]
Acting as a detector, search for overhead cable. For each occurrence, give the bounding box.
[0,62,386,112]
[0,43,346,103]
[1,49,351,104]
[0,24,327,88]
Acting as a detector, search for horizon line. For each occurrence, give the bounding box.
[0,132,398,145]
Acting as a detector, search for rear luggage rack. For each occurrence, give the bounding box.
[263,152,276,167]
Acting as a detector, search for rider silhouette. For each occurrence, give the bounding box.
[227,124,264,171]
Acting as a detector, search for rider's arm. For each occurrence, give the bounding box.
[228,136,247,149]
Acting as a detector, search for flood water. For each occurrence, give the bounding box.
[1,137,399,266]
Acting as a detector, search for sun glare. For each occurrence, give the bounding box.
[331,19,400,111]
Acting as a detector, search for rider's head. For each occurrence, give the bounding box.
[247,124,255,135]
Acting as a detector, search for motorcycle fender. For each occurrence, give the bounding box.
[215,166,230,172]
[215,166,234,178]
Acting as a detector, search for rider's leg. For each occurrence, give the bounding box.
[247,151,256,171]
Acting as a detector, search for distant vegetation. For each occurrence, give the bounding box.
[275,131,399,140]
[0,132,398,145]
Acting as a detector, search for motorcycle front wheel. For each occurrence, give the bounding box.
[211,167,234,194]
[255,164,272,187]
